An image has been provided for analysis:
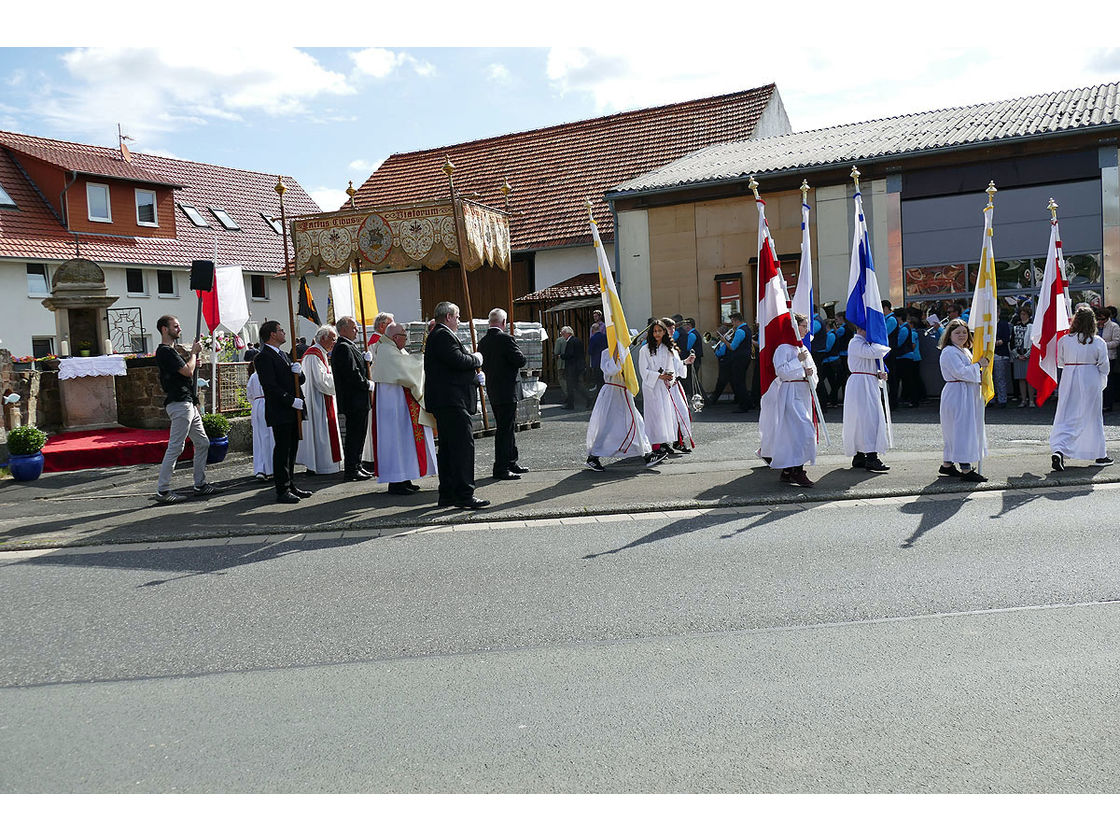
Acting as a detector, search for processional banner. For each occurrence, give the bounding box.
[291,199,511,277]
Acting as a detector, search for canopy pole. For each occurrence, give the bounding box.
[276,176,303,440]
[443,155,490,431]
[500,177,515,335]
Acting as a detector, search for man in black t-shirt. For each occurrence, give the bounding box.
[154,314,214,503]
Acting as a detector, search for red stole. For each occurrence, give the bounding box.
[303,345,342,462]
[370,383,428,477]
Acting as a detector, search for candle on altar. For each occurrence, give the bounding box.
[60,339,70,357]
[104,338,114,355]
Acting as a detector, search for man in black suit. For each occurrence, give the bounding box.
[478,307,528,481]
[331,315,375,481]
[254,320,311,504]
[562,327,587,409]
[424,301,489,510]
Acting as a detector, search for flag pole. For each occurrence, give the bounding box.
[211,233,218,415]
[500,177,516,336]
[442,155,490,431]
[346,181,376,432]
[275,176,303,440]
[799,178,829,446]
[977,180,998,477]
[852,165,893,448]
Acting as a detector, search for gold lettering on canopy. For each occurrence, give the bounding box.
[291,199,510,276]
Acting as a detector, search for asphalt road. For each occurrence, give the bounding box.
[3,480,1119,792]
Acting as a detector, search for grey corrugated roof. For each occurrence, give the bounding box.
[611,82,1120,195]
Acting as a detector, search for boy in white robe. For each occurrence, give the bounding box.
[246,366,273,479]
[585,345,660,471]
[371,322,437,494]
[842,327,892,473]
[296,326,343,475]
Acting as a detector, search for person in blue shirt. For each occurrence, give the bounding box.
[882,300,901,409]
[680,318,704,400]
[831,319,854,406]
[895,307,924,408]
[708,313,753,410]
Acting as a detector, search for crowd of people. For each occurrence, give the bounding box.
[149,294,1115,505]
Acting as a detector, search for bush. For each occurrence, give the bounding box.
[7,425,48,455]
[201,412,231,439]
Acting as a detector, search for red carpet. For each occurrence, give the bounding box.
[42,427,193,473]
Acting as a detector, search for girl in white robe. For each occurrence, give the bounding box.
[246,367,273,479]
[1050,308,1112,469]
[767,314,817,487]
[584,346,656,470]
[938,319,988,482]
[637,320,690,456]
[842,329,891,472]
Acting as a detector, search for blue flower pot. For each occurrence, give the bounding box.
[9,451,45,481]
[206,436,229,465]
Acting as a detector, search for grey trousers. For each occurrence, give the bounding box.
[157,401,209,492]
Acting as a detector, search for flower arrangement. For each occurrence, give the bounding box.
[7,425,48,455]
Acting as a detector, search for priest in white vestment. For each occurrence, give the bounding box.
[584,345,657,471]
[371,322,437,495]
[296,325,343,475]
[246,366,273,479]
[360,312,395,468]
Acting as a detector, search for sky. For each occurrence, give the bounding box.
[2,2,1119,215]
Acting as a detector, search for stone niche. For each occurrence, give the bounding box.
[40,258,119,355]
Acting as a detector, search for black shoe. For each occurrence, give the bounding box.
[1052,453,1065,472]
[345,471,373,481]
[404,481,421,493]
[779,468,793,484]
[865,459,890,473]
[761,456,772,465]
[585,456,606,472]
[960,470,987,483]
[644,450,669,468]
[1095,456,1114,465]
[357,466,375,478]
[290,487,314,498]
[508,464,530,474]
[851,453,867,469]
[436,498,455,508]
[455,497,490,510]
[276,491,301,504]
[386,483,413,496]
[492,471,521,480]
[938,464,962,477]
[673,443,691,453]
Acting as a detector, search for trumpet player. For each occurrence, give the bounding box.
[707,312,753,411]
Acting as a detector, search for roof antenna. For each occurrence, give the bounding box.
[118,123,135,163]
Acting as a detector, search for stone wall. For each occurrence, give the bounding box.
[115,361,168,429]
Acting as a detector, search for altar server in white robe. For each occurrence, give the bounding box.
[246,363,273,480]
[767,313,818,488]
[938,319,988,482]
[842,326,892,473]
[296,325,343,475]
[637,319,691,458]
[371,322,437,495]
[585,342,660,471]
[1050,307,1112,470]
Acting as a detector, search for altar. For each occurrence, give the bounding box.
[57,355,128,432]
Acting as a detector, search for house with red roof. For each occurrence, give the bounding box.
[0,130,320,357]
[346,84,789,325]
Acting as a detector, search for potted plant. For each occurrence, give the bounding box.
[201,412,231,464]
[76,340,92,357]
[6,425,48,481]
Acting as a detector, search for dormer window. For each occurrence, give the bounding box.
[0,181,16,209]
[136,189,158,226]
[210,207,240,230]
[260,212,283,234]
[87,183,111,222]
[179,203,209,227]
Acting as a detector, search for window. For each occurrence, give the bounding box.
[130,333,150,354]
[157,269,176,297]
[31,336,54,358]
[250,274,268,300]
[180,203,209,227]
[210,207,240,230]
[136,189,158,226]
[715,273,743,324]
[260,212,283,234]
[87,183,111,222]
[0,180,16,209]
[126,268,146,296]
[27,263,50,297]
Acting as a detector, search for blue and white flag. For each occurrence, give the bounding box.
[791,195,814,349]
[845,189,887,347]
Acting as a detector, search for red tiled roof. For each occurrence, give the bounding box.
[517,272,600,303]
[0,132,184,187]
[0,129,320,273]
[350,85,778,251]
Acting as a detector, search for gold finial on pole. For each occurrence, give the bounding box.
[1048,197,1059,221]
[586,197,594,221]
[274,175,287,196]
[851,166,861,191]
[500,177,512,198]
[984,180,997,210]
[800,178,810,199]
[346,179,357,209]
[442,155,455,177]
[747,175,760,201]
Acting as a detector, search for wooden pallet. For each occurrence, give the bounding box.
[471,419,541,439]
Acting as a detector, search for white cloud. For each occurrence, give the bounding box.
[30,47,353,139]
[408,57,437,78]
[309,186,349,213]
[349,158,385,172]
[350,48,436,79]
[486,63,512,84]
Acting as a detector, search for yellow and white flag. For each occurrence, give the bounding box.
[968,200,998,405]
[590,218,639,395]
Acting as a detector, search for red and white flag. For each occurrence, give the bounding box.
[755,198,800,396]
[1027,214,1070,406]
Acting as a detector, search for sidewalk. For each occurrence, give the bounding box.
[2,425,1116,549]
